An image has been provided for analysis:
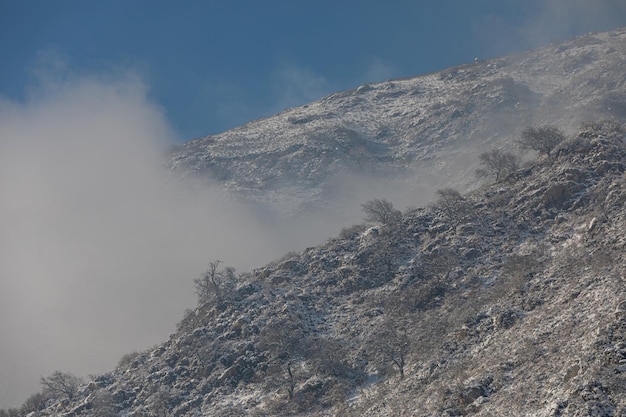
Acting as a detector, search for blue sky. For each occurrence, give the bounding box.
[2,0,626,141]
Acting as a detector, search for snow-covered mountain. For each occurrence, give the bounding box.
[170,27,626,215]
[4,27,626,417]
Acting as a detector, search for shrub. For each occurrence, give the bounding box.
[194,261,237,306]
[309,337,354,379]
[367,319,411,378]
[40,371,84,401]
[117,351,141,369]
[475,149,519,182]
[579,119,624,137]
[517,125,565,159]
[20,391,48,414]
[434,188,471,231]
[361,198,402,225]
[418,248,459,281]
[339,224,366,240]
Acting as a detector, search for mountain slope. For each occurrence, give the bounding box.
[4,28,626,417]
[14,120,626,417]
[170,27,626,215]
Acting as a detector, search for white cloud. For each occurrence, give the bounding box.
[0,68,287,407]
[361,58,397,84]
[522,0,626,46]
[200,77,259,133]
[472,0,626,57]
[270,64,332,112]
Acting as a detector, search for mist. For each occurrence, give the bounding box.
[473,0,626,57]
[0,71,329,408]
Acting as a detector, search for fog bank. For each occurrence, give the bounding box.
[0,73,296,407]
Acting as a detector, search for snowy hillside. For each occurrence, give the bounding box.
[11,117,626,417]
[170,27,626,214]
[3,27,626,417]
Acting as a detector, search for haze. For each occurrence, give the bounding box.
[0,72,334,407]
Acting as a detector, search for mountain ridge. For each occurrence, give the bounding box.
[170,27,626,216]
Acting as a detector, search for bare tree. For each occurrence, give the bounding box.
[476,149,519,182]
[309,337,352,378]
[0,409,20,417]
[20,392,48,414]
[361,198,402,225]
[434,188,470,231]
[40,371,84,401]
[194,261,236,306]
[369,319,410,378]
[259,315,307,400]
[517,125,565,159]
[418,248,459,282]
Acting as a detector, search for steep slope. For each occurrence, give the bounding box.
[17,120,626,417]
[6,27,626,417]
[170,27,626,215]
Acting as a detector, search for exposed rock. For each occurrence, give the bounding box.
[542,182,572,208]
[463,247,481,260]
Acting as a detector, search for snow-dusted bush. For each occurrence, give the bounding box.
[40,371,83,401]
[361,198,402,225]
[433,188,472,231]
[517,125,566,159]
[194,261,237,307]
[19,391,48,415]
[476,148,520,182]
